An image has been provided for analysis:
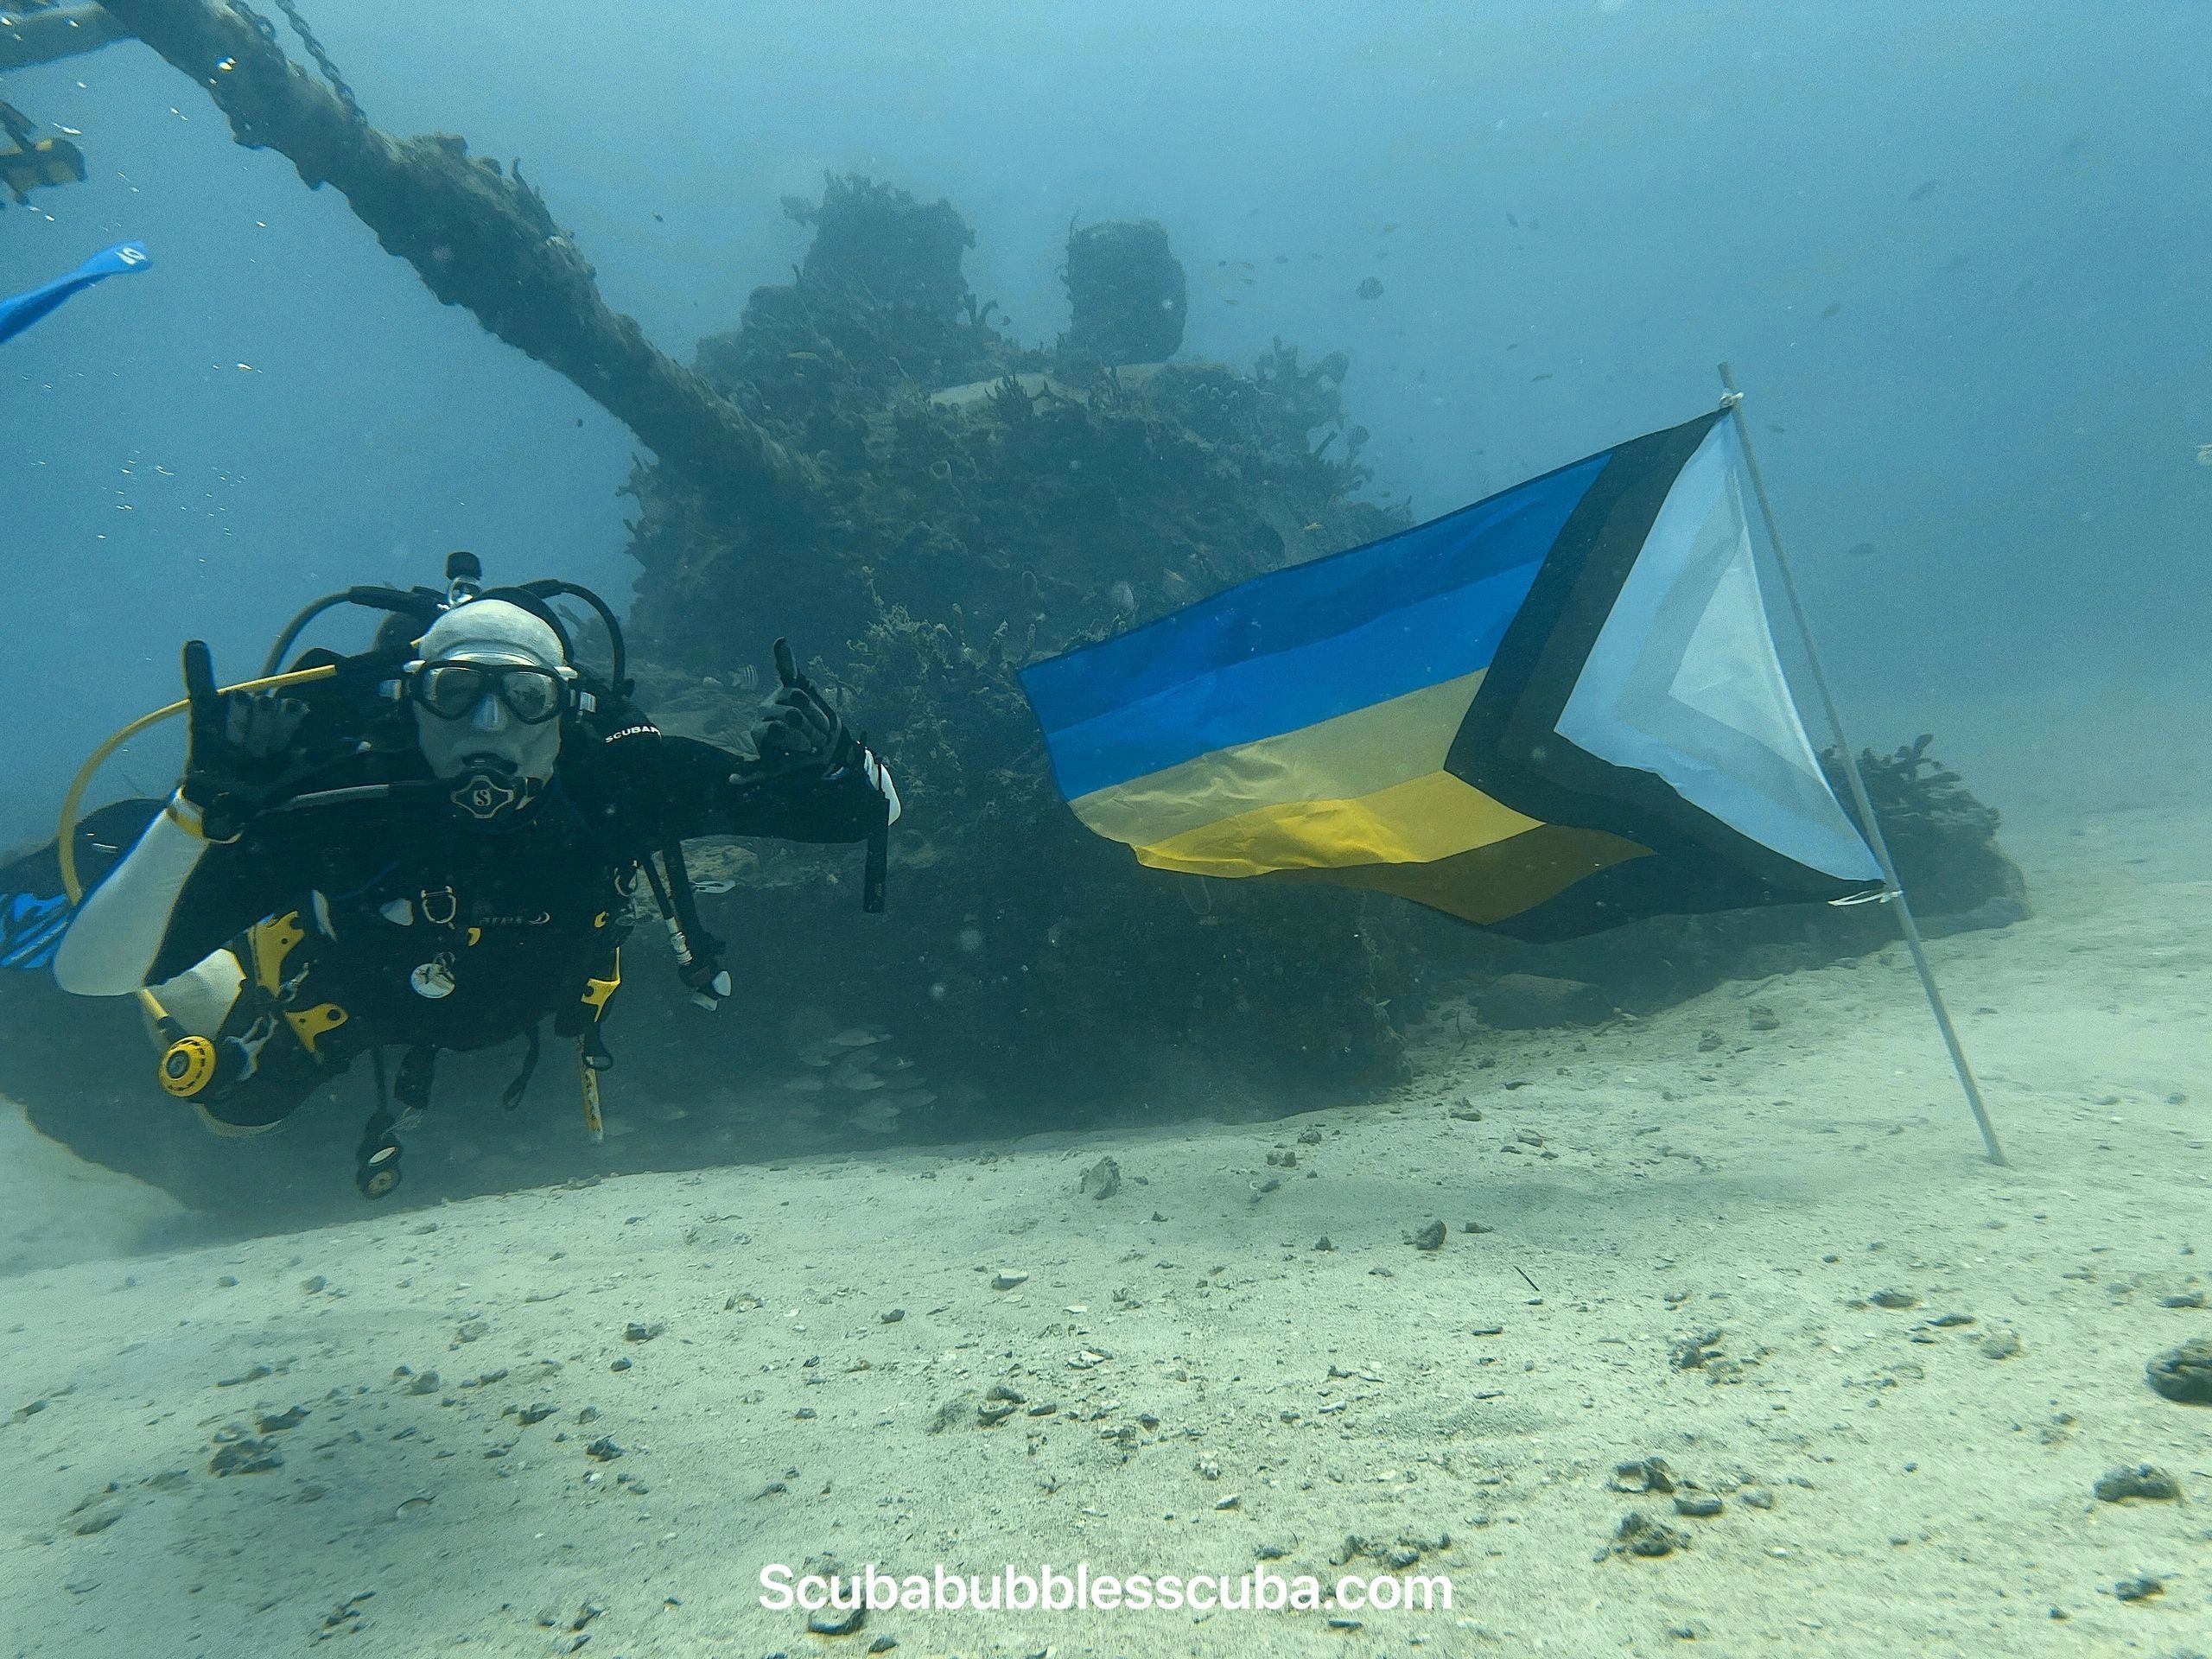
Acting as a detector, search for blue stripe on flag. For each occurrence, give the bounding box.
[1039,560,1540,800]
[1023,448,1605,737]
[1022,448,1609,798]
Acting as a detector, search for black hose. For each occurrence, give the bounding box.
[261,576,620,689]
[261,586,440,677]
[260,593,357,677]
[522,580,628,693]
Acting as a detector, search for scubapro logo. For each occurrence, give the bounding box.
[454,774,518,820]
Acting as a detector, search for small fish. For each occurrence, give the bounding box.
[1531,372,1554,382]
[1766,424,1785,435]
[1944,252,1972,271]
[1357,276,1384,300]
[1108,580,1136,613]
[1381,222,1398,233]
[1820,302,1842,319]
[1302,521,1324,532]
[1223,297,1239,306]
[1506,213,1519,228]
[1503,342,1521,351]
[1274,254,1288,264]
[1846,541,1878,558]
[786,351,819,360]
[652,211,663,223]
[1909,180,1937,203]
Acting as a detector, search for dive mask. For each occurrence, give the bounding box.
[400,596,580,818]
[410,659,569,724]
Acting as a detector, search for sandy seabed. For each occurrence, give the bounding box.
[2,785,2207,1659]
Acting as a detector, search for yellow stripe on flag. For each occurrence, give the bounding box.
[1129,769,1542,879]
[1262,823,1651,924]
[1070,671,1486,848]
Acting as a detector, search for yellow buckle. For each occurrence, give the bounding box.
[249,912,306,995]
[283,1001,347,1057]
[581,948,620,1019]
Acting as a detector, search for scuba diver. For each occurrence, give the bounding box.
[47,554,899,1198]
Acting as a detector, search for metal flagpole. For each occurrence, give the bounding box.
[1716,363,2006,1166]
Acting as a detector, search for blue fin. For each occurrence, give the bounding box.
[1,890,72,971]
[0,241,150,346]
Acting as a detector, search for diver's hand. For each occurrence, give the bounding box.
[179,640,308,842]
[747,683,838,760]
[739,638,850,769]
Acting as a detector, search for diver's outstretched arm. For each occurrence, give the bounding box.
[651,734,899,844]
[53,794,209,996]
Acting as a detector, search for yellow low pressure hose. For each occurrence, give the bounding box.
[55,664,336,1040]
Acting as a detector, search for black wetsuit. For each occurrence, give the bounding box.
[141,691,887,1130]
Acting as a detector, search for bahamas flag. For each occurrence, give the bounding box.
[1019,408,1885,941]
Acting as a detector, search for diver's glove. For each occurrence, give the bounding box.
[738,638,855,773]
[178,640,308,842]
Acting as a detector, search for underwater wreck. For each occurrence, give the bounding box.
[614,176,1433,1117]
[606,175,2027,1136]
